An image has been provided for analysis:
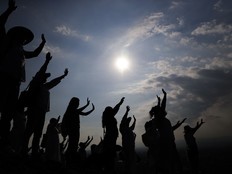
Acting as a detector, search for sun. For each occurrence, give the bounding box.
[115,56,130,73]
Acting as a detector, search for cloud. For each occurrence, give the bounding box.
[191,20,232,36]
[42,45,61,54]
[54,25,91,41]
[169,1,182,9]
[123,12,177,47]
[213,0,223,12]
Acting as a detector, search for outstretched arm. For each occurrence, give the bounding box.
[161,89,166,111]
[84,136,93,149]
[24,34,46,58]
[78,98,90,112]
[193,119,205,134]
[35,52,52,77]
[113,97,125,116]
[45,68,68,89]
[130,115,136,131]
[80,103,95,116]
[121,106,130,123]
[173,118,187,131]
[0,0,17,31]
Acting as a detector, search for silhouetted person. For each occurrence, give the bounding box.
[61,97,95,163]
[102,97,125,174]
[142,120,160,174]
[0,0,46,149]
[45,116,61,163]
[151,89,186,174]
[184,119,205,174]
[22,52,68,157]
[119,106,137,174]
[78,136,93,162]
[86,137,104,173]
[9,93,27,153]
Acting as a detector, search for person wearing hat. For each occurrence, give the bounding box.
[0,0,46,149]
[21,52,68,158]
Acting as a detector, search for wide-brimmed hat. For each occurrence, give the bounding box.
[7,26,34,45]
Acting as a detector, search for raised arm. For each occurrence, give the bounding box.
[130,115,136,131]
[45,68,68,90]
[161,89,166,111]
[35,52,52,77]
[0,0,17,31]
[80,103,95,116]
[24,34,46,58]
[121,106,130,123]
[84,136,93,149]
[172,118,187,131]
[78,98,90,112]
[193,119,205,134]
[112,97,125,116]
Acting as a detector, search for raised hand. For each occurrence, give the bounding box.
[181,118,187,124]
[64,68,68,76]
[120,97,125,103]
[126,106,130,111]
[87,98,90,105]
[162,88,166,95]
[46,52,52,61]
[41,34,46,43]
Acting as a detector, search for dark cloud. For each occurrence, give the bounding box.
[154,68,232,120]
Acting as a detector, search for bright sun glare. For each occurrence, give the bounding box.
[115,56,130,73]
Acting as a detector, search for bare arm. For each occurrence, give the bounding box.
[121,106,130,123]
[172,118,186,131]
[80,103,95,116]
[193,119,205,134]
[35,52,52,77]
[0,0,17,29]
[112,97,125,116]
[130,115,136,131]
[161,89,166,111]
[24,34,46,58]
[45,68,68,90]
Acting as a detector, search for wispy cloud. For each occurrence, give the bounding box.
[213,0,223,12]
[169,1,182,9]
[123,12,176,47]
[191,20,232,36]
[54,25,91,41]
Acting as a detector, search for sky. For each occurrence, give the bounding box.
[1,0,232,149]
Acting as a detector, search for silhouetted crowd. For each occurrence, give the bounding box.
[0,1,205,174]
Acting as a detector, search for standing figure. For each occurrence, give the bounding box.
[22,52,68,157]
[150,89,186,174]
[45,116,61,163]
[142,120,160,174]
[0,0,46,149]
[184,119,204,174]
[102,97,125,174]
[119,106,136,174]
[61,97,95,162]
[78,136,93,162]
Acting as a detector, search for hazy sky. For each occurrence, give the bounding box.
[1,0,232,148]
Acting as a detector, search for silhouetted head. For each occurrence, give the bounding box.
[49,118,57,126]
[69,97,80,109]
[103,106,113,115]
[144,121,153,132]
[149,106,160,119]
[184,125,192,133]
[7,26,34,45]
